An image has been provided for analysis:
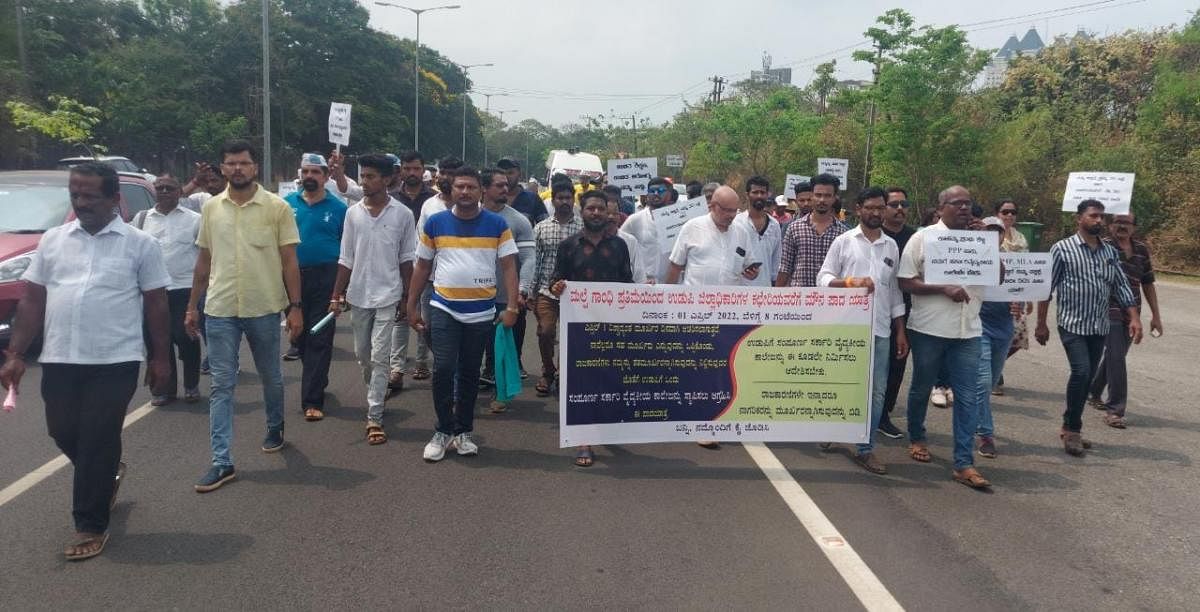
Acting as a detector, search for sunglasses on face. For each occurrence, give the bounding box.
[999,209,1017,215]
[646,187,668,195]
[885,200,910,209]
[156,185,180,192]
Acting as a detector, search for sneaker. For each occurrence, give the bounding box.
[978,435,997,458]
[931,387,948,408]
[945,388,955,405]
[388,371,404,391]
[194,465,236,493]
[282,346,300,361]
[478,372,496,388]
[423,432,452,462]
[877,420,904,439]
[452,433,479,456]
[991,385,1004,396]
[1061,430,1085,456]
[151,395,174,407]
[261,427,285,453]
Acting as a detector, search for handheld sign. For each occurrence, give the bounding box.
[328,102,352,149]
[1061,172,1134,215]
[784,174,811,199]
[983,252,1052,301]
[816,158,849,190]
[653,196,709,254]
[277,181,298,198]
[923,230,1001,286]
[665,154,684,168]
[606,157,658,199]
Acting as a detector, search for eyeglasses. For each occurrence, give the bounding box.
[998,209,1018,216]
[946,199,972,208]
[646,187,668,195]
[885,200,910,209]
[155,185,180,192]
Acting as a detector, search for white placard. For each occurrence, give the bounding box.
[983,252,1052,301]
[277,181,298,197]
[665,154,684,168]
[816,158,849,190]
[922,229,1001,286]
[328,102,352,147]
[784,174,810,199]
[606,157,658,198]
[1061,172,1134,214]
[654,196,709,254]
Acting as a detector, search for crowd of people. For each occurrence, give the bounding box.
[0,140,1165,561]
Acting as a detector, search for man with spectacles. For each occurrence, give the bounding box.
[897,185,991,489]
[620,176,675,284]
[877,187,916,439]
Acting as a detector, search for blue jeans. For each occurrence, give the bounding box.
[206,314,285,467]
[906,330,981,470]
[429,307,492,435]
[976,332,1013,438]
[857,335,892,455]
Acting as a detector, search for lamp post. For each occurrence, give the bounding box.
[455,62,493,159]
[375,2,460,151]
[261,0,272,185]
[485,109,513,167]
[476,92,505,166]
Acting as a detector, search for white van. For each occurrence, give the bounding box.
[544,149,603,185]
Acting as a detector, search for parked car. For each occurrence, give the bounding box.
[0,170,154,347]
[56,155,156,182]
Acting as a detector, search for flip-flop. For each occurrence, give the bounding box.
[411,367,431,380]
[909,443,932,463]
[574,448,594,467]
[366,424,387,445]
[304,408,324,422]
[64,532,109,561]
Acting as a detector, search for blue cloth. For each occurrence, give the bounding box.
[494,323,521,403]
[980,301,1013,341]
[286,191,347,267]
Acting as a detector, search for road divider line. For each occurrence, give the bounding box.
[0,401,156,509]
[743,442,904,612]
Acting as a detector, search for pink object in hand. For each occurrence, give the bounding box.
[3,386,16,412]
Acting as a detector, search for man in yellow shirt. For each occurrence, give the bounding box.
[184,140,303,493]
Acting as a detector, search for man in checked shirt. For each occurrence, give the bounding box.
[776,173,850,288]
[1036,199,1141,457]
[530,180,582,397]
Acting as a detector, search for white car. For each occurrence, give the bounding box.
[56,156,156,182]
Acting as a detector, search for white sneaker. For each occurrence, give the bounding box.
[931,387,948,408]
[945,388,955,405]
[423,432,451,462]
[452,433,479,456]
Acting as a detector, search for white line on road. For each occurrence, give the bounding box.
[0,401,157,509]
[743,442,904,612]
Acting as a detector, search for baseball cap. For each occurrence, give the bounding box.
[496,157,520,170]
[981,216,1004,229]
[423,170,432,181]
[301,153,328,168]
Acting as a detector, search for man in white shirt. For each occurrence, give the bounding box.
[135,175,202,406]
[327,149,364,203]
[897,185,990,489]
[733,175,782,287]
[0,163,171,561]
[605,187,647,283]
[817,187,908,475]
[620,176,676,283]
[329,155,416,445]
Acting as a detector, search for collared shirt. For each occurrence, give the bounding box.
[779,213,850,287]
[417,208,518,324]
[897,221,984,339]
[817,226,904,338]
[391,185,437,225]
[182,192,212,213]
[197,184,301,318]
[285,190,347,267]
[668,214,758,287]
[1048,233,1136,336]
[22,216,171,364]
[339,198,417,309]
[532,214,583,298]
[733,211,782,287]
[620,206,668,282]
[552,232,633,285]
[615,229,647,283]
[883,223,917,313]
[1106,238,1154,321]
[140,205,200,290]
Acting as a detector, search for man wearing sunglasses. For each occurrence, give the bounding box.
[620,177,674,284]
[878,187,916,439]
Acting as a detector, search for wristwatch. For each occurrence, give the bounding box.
[286,301,303,313]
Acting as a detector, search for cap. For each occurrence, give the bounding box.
[775,195,788,207]
[496,157,520,170]
[422,170,432,181]
[981,216,1004,229]
[385,153,401,166]
[301,153,328,168]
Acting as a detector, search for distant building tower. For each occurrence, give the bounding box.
[751,51,793,85]
[983,27,1045,88]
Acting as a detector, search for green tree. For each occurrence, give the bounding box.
[6,95,105,152]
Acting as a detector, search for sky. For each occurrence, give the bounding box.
[363,0,1196,128]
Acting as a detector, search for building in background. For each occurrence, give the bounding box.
[983,28,1046,88]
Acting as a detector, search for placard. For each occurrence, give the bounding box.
[983,252,1052,301]
[328,102,352,147]
[922,229,1001,286]
[816,158,849,190]
[606,157,658,198]
[665,154,684,168]
[1061,172,1134,214]
[653,196,709,254]
[559,283,874,447]
[784,174,811,199]
[277,181,298,197]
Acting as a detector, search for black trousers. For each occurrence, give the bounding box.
[882,332,909,418]
[42,361,140,534]
[165,288,201,394]
[483,305,527,374]
[296,263,338,409]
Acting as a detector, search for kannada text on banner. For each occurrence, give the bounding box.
[558,283,875,447]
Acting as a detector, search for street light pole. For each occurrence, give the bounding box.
[262,0,272,185]
[477,92,506,166]
[375,2,460,151]
[455,62,494,159]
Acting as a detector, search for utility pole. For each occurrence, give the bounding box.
[862,43,883,187]
[708,75,726,104]
[620,114,638,156]
[456,62,494,159]
[261,0,272,186]
[14,0,29,92]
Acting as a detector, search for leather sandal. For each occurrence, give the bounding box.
[953,467,991,489]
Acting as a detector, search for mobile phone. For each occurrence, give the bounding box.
[745,262,763,271]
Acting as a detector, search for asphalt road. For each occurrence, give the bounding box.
[1,281,1198,611]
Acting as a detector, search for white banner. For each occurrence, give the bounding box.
[653,196,709,254]
[983,252,1052,301]
[1061,172,1134,214]
[922,229,1001,286]
[665,154,684,168]
[328,102,352,147]
[816,158,849,190]
[784,174,811,199]
[606,157,658,198]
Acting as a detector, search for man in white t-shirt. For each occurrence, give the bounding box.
[732,175,782,287]
[620,176,675,283]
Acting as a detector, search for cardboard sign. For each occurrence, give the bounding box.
[784,174,811,199]
[922,229,1001,286]
[277,181,298,197]
[983,252,1052,301]
[328,102,352,147]
[665,154,684,168]
[816,158,849,190]
[607,157,658,198]
[1061,172,1134,215]
[653,196,709,254]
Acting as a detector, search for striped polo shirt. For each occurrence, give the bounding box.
[1048,233,1136,336]
[418,208,518,323]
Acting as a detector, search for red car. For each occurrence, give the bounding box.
[0,170,155,345]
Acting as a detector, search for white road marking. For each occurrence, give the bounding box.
[743,442,904,612]
[0,401,156,509]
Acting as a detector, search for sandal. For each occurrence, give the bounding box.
[304,407,324,422]
[1103,414,1127,429]
[908,443,931,463]
[952,467,991,489]
[366,423,387,445]
[574,446,594,467]
[535,377,552,397]
[64,532,109,561]
[488,401,508,414]
[411,367,431,380]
